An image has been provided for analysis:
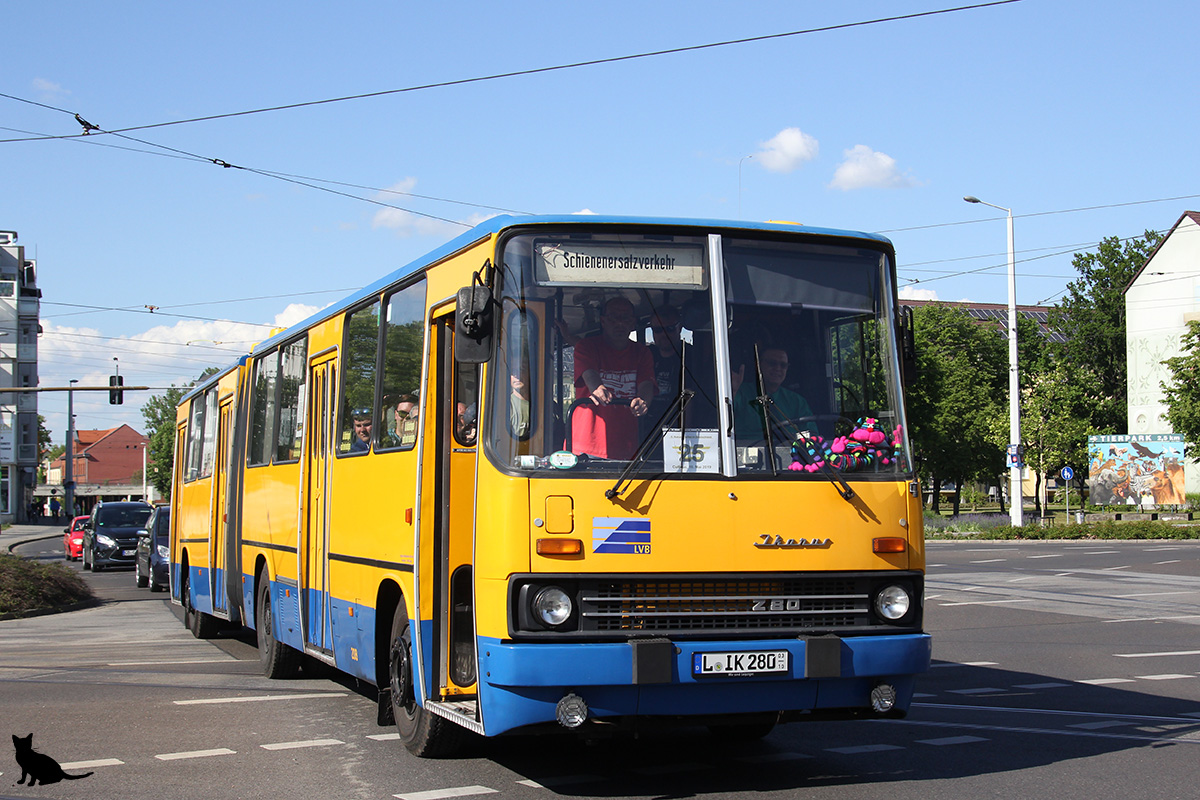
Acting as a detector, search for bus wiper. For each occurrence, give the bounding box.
[605,388,694,500]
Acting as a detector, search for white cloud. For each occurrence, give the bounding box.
[898,286,939,301]
[755,127,819,173]
[32,78,68,99]
[830,145,916,190]
[371,178,497,238]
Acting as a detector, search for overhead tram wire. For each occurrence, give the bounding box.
[0,2,1022,143]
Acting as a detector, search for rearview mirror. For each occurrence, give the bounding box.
[455,285,494,364]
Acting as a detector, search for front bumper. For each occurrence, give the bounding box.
[477,632,931,735]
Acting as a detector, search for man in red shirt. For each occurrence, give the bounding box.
[572,297,656,459]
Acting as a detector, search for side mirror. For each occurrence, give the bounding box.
[455,285,494,364]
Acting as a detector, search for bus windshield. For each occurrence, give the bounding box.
[485,228,911,479]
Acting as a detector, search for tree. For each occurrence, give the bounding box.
[1018,361,1093,516]
[1049,230,1163,434]
[142,386,188,499]
[909,304,1007,514]
[1160,320,1200,457]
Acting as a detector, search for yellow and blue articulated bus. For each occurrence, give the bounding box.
[170,215,930,756]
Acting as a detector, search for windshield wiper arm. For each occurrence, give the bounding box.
[605,389,694,500]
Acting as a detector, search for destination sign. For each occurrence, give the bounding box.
[533,241,706,288]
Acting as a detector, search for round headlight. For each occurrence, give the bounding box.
[875,585,911,620]
[532,586,573,627]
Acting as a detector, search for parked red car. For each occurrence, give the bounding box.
[63,515,89,561]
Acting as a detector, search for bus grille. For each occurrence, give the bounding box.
[578,577,871,633]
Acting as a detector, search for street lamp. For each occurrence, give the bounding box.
[739,155,753,218]
[65,379,78,519]
[964,195,1022,526]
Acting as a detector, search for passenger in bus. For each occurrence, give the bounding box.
[509,369,531,439]
[456,401,478,442]
[350,407,372,453]
[385,395,419,448]
[733,347,813,438]
[572,296,656,459]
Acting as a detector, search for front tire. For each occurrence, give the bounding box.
[135,560,149,588]
[256,570,300,679]
[388,608,463,757]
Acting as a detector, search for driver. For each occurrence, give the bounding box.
[572,296,656,459]
[734,347,813,438]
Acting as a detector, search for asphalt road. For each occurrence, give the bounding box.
[3,526,1199,800]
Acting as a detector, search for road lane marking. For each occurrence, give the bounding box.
[156,748,236,761]
[1027,554,1062,559]
[516,775,604,788]
[931,661,998,668]
[1114,649,1200,658]
[1112,591,1196,598]
[948,688,1006,695]
[110,658,235,666]
[1069,721,1130,730]
[969,559,1006,564]
[1013,682,1070,689]
[1156,560,1182,564]
[1135,674,1194,681]
[261,739,344,750]
[826,744,904,754]
[174,692,347,705]
[368,733,401,741]
[1101,565,1131,571]
[917,736,989,745]
[1077,678,1135,685]
[1105,615,1200,623]
[394,787,497,800]
[879,717,1200,746]
[938,599,1033,607]
[61,758,123,769]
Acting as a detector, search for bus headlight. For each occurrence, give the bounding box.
[532,586,573,627]
[874,585,911,621]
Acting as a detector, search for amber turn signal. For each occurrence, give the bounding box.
[873,537,907,554]
[537,538,583,555]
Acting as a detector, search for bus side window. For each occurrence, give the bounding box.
[454,361,479,446]
[339,301,380,454]
[379,279,426,451]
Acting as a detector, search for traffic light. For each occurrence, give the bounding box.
[109,374,124,405]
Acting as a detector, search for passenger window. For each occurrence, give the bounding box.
[275,337,308,462]
[379,279,426,451]
[339,302,380,454]
[248,350,278,466]
[454,361,479,446]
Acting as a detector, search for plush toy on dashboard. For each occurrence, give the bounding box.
[789,416,904,473]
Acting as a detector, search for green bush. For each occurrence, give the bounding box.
[926,519,1200,540]
[0,553,94,615]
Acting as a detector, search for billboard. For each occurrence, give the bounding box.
[1087,434,1186,507]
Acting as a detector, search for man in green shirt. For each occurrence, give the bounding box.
[734,347,813,438]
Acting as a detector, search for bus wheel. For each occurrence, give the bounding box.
[182,569,219,639]
[388,609,463,757]
[256,570,300,679]
[707,712,778,741]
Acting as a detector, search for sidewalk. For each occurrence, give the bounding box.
[2,520,69,552]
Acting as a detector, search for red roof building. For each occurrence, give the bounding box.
[46,424,149,487]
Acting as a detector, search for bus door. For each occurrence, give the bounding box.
[302,353,335,655]
[210,395,233,614]
[424,312,479,699]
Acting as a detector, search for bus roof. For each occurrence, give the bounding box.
[194,215,893,395]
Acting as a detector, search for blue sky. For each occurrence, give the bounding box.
[4,0,1198,442]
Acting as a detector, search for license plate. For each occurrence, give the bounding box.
[693,650,789,676]
[121,549,136,556]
